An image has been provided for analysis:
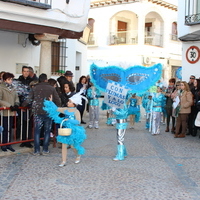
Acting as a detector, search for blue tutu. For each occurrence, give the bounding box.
[43,100,87,155]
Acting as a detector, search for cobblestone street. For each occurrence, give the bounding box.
[0,108,200,200]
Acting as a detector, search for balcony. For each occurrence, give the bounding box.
[109,30,138,45]
[185,13,200,25]
[88,33,98,46]
[170,34,178,41]
[144,32,163,47]
[0,0,51,9]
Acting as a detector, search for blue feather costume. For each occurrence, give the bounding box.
[43,100,86,155]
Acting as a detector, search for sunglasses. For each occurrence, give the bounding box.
[176,85,180,86]
[190,77,195,79]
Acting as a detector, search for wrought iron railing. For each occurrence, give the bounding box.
[185,13,200,25]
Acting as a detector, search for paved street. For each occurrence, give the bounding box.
[0,108,200,200]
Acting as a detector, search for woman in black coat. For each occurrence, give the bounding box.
[76,76,87,124]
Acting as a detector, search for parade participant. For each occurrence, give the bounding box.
[151,87,166,135]
[127,93,140,129]
[43,89,87,167]
[112,103,128,161]
[144,93,153,130]
[87,82,101,129]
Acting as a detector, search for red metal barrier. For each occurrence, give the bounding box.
[0,107,56,148]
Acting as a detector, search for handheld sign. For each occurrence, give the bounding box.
[104,81,129,109]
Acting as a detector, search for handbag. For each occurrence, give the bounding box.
[58,120,72,136]
[195,112,200,127]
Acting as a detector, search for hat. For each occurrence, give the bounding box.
[64,70,73,77]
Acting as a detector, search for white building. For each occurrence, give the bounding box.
[87,0,181,82]
[0,0,90,82]
[178,0,200,80]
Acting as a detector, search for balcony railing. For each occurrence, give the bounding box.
[109,30,138,45]
[144,32,163,47]
[170,34,178,41]
[88,30,164,47]
[88,33,98,46]
[0,0,52,9]
[185,13,200,25]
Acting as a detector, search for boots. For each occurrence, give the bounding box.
[113,145,127,161]
[177,133,185,138]
[165,126,169,132]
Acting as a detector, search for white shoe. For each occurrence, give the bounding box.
[59,161,66,167]
[88,125,93,129]
[94,124,99,129]
[75,156,81,164]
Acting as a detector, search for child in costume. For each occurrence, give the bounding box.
[101,101,116,126]
[112,104,128,161]
[144,93,153,130]
[150,87,166,135]
[87,82,101,129]
[127,93,141,129]
[43,91,87,167]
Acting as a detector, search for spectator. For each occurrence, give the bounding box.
[60,82,75,107]
[76,76,87,124]
[57,70,75,94]
[28,67,38,81]
[174,81,193,138]
[165,78,176,133]
[17,66,33,148]
[22,73,61,155]
[0,72,20,152]
[190,79,200,136]
[188,75,195,91]
[0,71,5,83]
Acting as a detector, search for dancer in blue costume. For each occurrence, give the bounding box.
[127,93,141,129]
[112,104,128,161]
[150,87,166,135]
[43,92,87,167]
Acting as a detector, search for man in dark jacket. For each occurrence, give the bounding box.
[17,66,33,148]
[23,73,61,155]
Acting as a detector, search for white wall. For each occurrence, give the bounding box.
[0,30,40,78]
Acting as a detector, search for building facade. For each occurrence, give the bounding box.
[178,0,200,80]
[87,0,181,82]
[0,0,90,82]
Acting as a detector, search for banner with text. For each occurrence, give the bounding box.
[104,81,129,109]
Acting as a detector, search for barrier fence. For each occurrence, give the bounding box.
[0,107,56,148]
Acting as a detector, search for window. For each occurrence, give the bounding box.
[51,39,68,74]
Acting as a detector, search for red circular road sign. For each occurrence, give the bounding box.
[186,46,200,64]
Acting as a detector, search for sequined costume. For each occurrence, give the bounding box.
[43,100,86,155]
[87,86,101,128]
[150,92,166,135]
[112,105,128,160]
[127,98,140,127]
